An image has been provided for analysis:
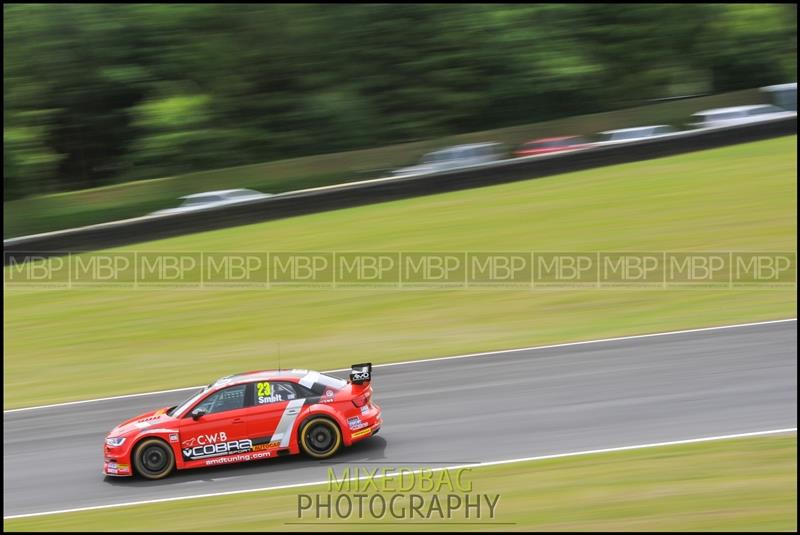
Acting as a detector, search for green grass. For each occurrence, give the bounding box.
[3,88,763,238]
[4,434,796,531]
[3,136,796,409]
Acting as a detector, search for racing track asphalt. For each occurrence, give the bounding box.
[3,321,797,517]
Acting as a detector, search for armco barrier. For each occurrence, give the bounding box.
[3,116,796,265]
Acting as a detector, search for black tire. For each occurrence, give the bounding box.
[299,417,343,459]
[133,438,175,480]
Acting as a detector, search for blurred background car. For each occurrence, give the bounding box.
[513,136,592,157]
[760,82,797,111]
[689,104,796,129]
[392,143,505,176]
[595,125,677,144]
[150,189,272,216]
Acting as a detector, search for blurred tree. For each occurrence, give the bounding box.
[3,3,797,200]
[697,3,798,90]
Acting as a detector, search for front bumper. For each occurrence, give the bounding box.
[103,459,132,477]
[103,442,133,477]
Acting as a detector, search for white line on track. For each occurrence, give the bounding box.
[4,427,796,520]
[4,318,796,414]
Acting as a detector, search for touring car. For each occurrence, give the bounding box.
[103,364,381,479]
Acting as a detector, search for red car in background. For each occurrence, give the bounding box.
[513,136,592,157]
[103,364,381,479]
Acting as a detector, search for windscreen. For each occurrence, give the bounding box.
[181,195,223,207]
[167,385,211,416]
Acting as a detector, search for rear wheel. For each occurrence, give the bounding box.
[133,438,175,480]
[299,417,342,459]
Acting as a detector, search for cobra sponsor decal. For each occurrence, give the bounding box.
[181,431,228,448]
[182,438,253,460]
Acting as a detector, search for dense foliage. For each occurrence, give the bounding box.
[4,3,796,200]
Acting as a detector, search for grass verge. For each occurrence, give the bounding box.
[4,434,796,531]
[3,136,796,408]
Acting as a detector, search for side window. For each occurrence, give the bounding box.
[254,381,303,405]
[292,382,317,398]
[192,385,247,415]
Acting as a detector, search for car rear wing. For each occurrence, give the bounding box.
[349,363,372,385]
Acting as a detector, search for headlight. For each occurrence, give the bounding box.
[105,437,126,447]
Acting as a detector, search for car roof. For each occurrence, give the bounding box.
[206,369,345,390]
[692,105,779,115]
[179,189,260,200]
[761,82,796,92]
[524,136,579,143]
[433,142,501,152]
[600,125,669,134]
[212,370,306,386]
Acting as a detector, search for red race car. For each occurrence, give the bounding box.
[513,136,592,157]
[103,363,381,479]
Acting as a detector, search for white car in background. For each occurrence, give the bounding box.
[392,143,506,176]
[150,189,273,216]
[689,104,796,129]
[595,125,678,145]
[760,82,797,111]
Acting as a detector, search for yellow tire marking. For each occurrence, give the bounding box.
[301,418,342,459]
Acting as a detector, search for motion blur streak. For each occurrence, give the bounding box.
[3,318,795,414]
[5,427,796,520]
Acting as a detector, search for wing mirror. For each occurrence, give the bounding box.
[191,409,207,421]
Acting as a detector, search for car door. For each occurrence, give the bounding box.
[179,384,253,463]
[462,147,478,166]
[245,381,307,451]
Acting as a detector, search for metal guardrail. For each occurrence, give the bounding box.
[4,116,796,265]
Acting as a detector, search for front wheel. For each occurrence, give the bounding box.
[299,417,343,459]
[133,438,175,480]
